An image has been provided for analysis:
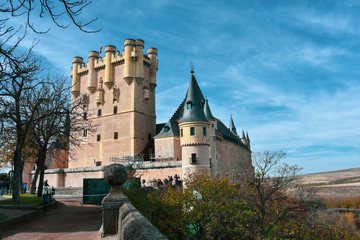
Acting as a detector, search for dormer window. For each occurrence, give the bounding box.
[187,101,192,110]
[164,126,170,133]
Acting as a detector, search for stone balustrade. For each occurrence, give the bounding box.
[100,163,168,240]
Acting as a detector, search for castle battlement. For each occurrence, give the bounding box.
[71,39,158,97]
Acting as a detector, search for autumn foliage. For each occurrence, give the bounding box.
[125,151,360,239]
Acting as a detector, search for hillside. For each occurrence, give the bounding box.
[299,167,360,199]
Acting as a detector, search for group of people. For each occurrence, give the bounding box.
[142,174,182,188]
[0,181,10,195]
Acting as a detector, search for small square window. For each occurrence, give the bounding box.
[190,127,195,136]
[203,127,207,136]
[181,129,183,137]
[97,134,101,141]
[114,132,118,139]
[113,106,118,114]
[98,109,102,116]
[96,161,102,166]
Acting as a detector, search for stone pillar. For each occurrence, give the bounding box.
[100,164,130,237]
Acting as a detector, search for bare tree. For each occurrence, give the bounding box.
[239,151,318,239]
[27,75,96,196]
[0,49,42,201]
[0,0,98,202]
[0,0,99,34]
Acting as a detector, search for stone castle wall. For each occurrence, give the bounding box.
[215,139,253,181]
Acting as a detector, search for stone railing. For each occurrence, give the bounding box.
[100,164,168,240]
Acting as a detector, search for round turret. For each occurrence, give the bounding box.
[124,38,135,46]
[135,39,144,47]
[71,57,84,98]
[89,51,99,58]
[147,47,158,56]
[87,51,99,93]
[134,39,144,84]
[105,45,116,53]
[104,45,116,89]
[124,39,135,84]
[147,48,158,90]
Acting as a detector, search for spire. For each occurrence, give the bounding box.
[229,115,237,135]
[241,129,246,139]
[179,73,207,123]
[203,97,215,120]
[246,131,250,141]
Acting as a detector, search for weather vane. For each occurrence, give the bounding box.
[190,61,194,74]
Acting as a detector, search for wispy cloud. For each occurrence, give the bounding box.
[10,0,359,174]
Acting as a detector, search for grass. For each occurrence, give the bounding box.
[0,194,43,205]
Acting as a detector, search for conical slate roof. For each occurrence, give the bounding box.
[179,73,208,123]
[203,97,215,120]
[154,119,180,138]
[229,115,237,135]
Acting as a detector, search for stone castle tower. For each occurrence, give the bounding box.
[69,39,158,168]
[179,70,211,177]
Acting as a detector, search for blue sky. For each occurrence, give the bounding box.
[9,0,360,174]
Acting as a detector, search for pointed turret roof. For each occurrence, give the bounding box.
[203,97,215,120]
[241,129,246,139]
[229,115,237,135]
[246,131,250,141]
[179,72,208,123]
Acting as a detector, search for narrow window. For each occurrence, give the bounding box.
[143,88,150,100]
[83,112,87,120]
[181,129,183,137]
[113,106,118,114]
[187,102,192,110]
[212,124,214,128]
[148,133,151,141]
[191,153,197,164]
[97,134,101,141]
[83,129,87,137]
[114,132,118,139]
[203,127,206,136]
[98,109,102,116]
[190,127,195,136]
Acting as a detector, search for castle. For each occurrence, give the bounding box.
[27,38,253,188]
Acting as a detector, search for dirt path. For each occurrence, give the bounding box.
[0,197,102,240]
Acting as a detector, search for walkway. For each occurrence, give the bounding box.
[0,196,102,240]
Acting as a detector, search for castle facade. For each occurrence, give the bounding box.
[30,38,253,188]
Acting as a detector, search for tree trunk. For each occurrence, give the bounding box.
[12,148,21,202]
[20,160,24,193]
[30,165,40,194]
[37,148,47,197]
